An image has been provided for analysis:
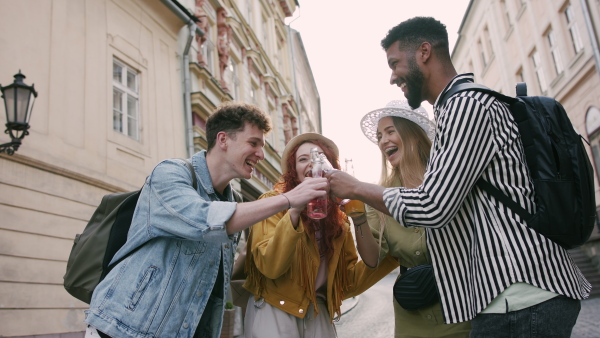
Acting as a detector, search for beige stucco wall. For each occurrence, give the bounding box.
[0,0,189,336]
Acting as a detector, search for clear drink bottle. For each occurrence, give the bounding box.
[344,158,366,217]
[307,148,328,219]
[319,153,334,174]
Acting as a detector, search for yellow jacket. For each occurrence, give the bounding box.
[243,190,398,321]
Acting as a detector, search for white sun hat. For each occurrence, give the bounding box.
[360,100,436,143]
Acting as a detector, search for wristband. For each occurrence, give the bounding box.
[353,219,366,238]
[352,215,368,226]
[281,193,291,209]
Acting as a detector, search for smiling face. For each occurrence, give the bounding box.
[386,41,425,109]
[295,142,322,183]
[377,116,404,168]
[225,122,265,180]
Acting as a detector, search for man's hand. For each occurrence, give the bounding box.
[285,177,328,209]
[326,170,360,200]
[326,170,390,216]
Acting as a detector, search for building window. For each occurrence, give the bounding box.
[275,41,284,73]
[250,87,257,105]
[484,26,494,60]
[113,59,140,141]
[228,60,240,99]
[262,17,269,50]
[500,0,512,31]
[478,39,487,68]
[547,29,563,76]
[246,0,253,27]
[565,4,583,54]
[202,39,215,75]
[254,170,274,190]
[516,67,524,83]
[531,50,547,93]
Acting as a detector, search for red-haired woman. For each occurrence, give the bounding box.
[242,133,398,337]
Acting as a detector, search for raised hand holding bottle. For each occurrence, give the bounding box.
[307,148,328,219]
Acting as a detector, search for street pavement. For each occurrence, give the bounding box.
[572,297,600,338]
[336,273,396,337]
[338,272,600,337]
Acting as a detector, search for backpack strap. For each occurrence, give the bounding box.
[438,82,518,107]
[476,178,532,223]
[105,159,198,276]
[231,189,244,203]
[183,158,239,202]
[439,82,533,222]
[183,159,198,190]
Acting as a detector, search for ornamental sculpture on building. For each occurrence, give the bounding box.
[194,0,209,67]
[217,7,232,91]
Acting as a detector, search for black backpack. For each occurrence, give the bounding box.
[440,82,596,249]
[63,160,198,303]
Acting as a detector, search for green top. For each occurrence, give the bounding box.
[368,205,430,268]
[481,282,558,313]
[367,205,471,338]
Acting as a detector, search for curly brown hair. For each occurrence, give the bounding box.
[206,102,272,151]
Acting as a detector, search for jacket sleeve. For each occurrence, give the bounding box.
[142,159,235,243]
[248,191,306,280]
[342,226,399,299]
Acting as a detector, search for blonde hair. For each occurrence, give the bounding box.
[378,117,432,189]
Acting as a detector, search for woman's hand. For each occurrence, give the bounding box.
[285,177,328,229]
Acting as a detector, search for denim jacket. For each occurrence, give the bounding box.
[85,151,239,338]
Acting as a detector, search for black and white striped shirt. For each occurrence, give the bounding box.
[383,74,591,324]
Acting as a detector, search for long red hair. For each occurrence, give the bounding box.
[274,139,347,258]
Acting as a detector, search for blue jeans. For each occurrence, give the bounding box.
[470,295,581,338]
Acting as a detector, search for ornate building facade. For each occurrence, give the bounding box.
[188,0,320,200]
[0,0,319,336]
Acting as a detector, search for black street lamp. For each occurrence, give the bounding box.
[0,71,37,155]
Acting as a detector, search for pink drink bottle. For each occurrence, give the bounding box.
[307,148,327,219]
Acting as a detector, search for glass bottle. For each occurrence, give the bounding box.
[343,158,366,217]
[319,153,335,174]
[307,148,328,219]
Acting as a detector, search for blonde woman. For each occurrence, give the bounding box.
[350,100,471,337]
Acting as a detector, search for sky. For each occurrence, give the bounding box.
[287,1,472,183]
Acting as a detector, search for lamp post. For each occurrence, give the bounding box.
[0,71,37,155]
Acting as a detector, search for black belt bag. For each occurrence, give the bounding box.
[393,264,439,311]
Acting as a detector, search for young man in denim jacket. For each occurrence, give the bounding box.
[84,102,328,338]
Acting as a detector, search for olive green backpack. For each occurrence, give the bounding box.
[63,160,197,303]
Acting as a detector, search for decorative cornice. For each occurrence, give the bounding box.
[278,0,294,17]
[0,153,130,193]
[190,62,233,103]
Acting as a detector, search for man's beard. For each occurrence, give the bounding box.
[404,56,425,109]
